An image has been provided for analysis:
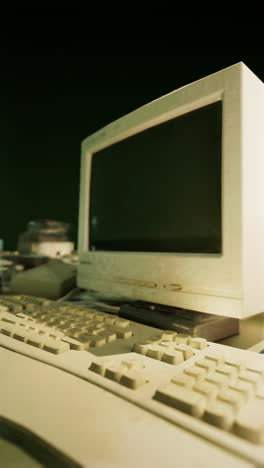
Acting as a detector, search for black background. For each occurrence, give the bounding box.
[2,11,263,250]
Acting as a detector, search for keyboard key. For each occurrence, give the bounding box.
[34,315,52,325]
[0,312,27,323]
[16,312,36,322]
[159,340,175,349]
[90,359,113,376]
[217,388,244,411]
[195,358,217,373]
[234,402,264,444]
[161,331,177,341]
[174,344,194,360]
[203,400,235,430]
[46,318,64,327]
[27,334,48,349]
[13,327,35,343]
[184,366,206,381]
[43,339,70,354]
[1,313,30,326]
[189,337,207,350]
[1,323,16,337]
[74,319,91,329]
[61,336,85,351]
[95,330,117,343]
[224,358,245,372]
[228,380,253,401]
[154,384,206,417]
[147,345,165,361]
[151,335,164,343]
[89,335,107,347]
[256,390,264,400]
[110,327,133,339]
[92,313,105,322]
[30,311,46,319]
[45,318,60,326]
[1,316,17,325]
[246,365,264,380]
[193,381,219,401]
[57,321,75,331]
[113,318,130,328]
[162,350,184,365]
[216,365,237,381]
[205,372,229,389]
[67,327,84,337]
[171,373,195,388]
[86,320,104,331]
[48,330,65,340]
[174,334,190,345]
[90,327,106,336]
[105,365,124,383]
[75,333,93,348]
[25,325,40,334]
[133,341,151,355]
[205,354,224,366]
[101,316,116,326]
[21,303,36,311]
[120,370,146,389]
[238,370,263,390]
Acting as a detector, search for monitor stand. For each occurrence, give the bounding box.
[119,301,239,342]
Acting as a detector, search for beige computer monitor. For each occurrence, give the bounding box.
[77,63,264,319]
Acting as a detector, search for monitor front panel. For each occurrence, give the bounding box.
[78,63,248,318]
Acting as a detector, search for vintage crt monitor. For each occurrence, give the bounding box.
[77,62,264,320]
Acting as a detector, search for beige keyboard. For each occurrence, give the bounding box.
[1,295,264,467]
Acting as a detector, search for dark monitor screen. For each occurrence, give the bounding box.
[89,101,222,254]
